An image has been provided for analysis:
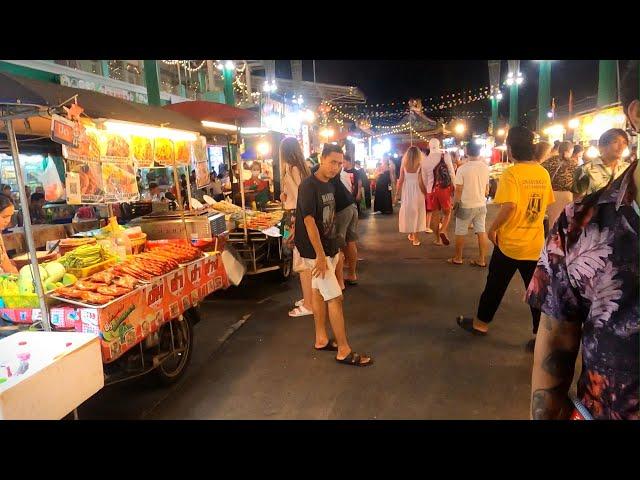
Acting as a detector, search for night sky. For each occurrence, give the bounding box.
[275,60,605,134]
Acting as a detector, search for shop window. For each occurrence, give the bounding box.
[54,60,103,76]
[107,60,145,86]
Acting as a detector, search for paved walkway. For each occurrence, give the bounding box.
[142,206,541,419]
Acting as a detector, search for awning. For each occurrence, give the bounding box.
[0,72,205,134]
[164,100,258,127]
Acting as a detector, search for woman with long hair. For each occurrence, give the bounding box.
[373,158,393,214]
[279,137,314,318]
[396,146,427,246]
[0,193,18,273]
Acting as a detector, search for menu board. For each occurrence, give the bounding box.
[99,132,130,160]
[153,138,175,166]
[194,136,210,189]
[131,135,154,167]
[175,140,192,165]
[102,159,139,202]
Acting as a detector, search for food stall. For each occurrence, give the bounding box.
[0,73,235,418]
[162,100,292,280]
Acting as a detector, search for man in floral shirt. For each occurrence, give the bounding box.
[527,61,639,420]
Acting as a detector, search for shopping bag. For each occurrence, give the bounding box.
[42,156,66,202]
[292,247,307,273]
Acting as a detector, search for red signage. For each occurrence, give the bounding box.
[50,114,77,147]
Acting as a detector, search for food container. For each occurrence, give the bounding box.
[59,238,97,256]
[1,294,40,309]
[130,233,147,255]
[66,258,117,279]
[12,251,59,270]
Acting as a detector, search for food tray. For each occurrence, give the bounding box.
[48,283,142,310]
[67,258,117,279]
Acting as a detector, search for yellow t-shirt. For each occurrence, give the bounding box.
[493,163,555,261]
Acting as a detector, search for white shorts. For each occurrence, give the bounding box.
[454,206,487,236]
[302,253,342,301]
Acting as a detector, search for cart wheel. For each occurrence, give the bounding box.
[274,254,293,282]
[152,315,194,386]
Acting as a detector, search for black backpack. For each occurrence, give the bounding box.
[433,153,452,189]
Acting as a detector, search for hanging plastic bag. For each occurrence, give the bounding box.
[42,156,66,202]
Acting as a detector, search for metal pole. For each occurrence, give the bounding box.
[171,163,190,242]
[313,60,316,84]
[185,165,193,207]
[5,120,50,330]
[236,126,248,243]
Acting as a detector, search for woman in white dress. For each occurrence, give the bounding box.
[396,146,428,246]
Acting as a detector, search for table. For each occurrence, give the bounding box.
[0,331,103,420]
[2,224,69,253]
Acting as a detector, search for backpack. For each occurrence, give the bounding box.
[433,153,452,189]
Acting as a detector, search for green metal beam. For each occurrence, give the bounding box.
[0,61,59,83]
[597,60,617,107]
[143,60,161,106]
[537,61,551,132]
[490,97,498,134]
[100,60,110,79]
[509,84,519,126]
[223,68,235,106]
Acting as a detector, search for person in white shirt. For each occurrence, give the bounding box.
[421,138,456,243]
[448,142,490,267]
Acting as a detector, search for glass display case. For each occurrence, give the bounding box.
[42,202,78,224]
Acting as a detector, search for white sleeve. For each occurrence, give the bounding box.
[455,166,464,186]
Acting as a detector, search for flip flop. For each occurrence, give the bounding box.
[425,228,434,233]
[440,232,450,246]
[295,299,305,307]
[447,258,463,265]
[315,338,338,351]
[336,351,374,367]
[456,316,487,336]
[288,305,313,317]
[412,240,421,246]
[469,260,487,268]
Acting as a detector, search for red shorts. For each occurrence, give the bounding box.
[426,186,452,212]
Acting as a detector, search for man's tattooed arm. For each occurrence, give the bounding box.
[530,313,582,420]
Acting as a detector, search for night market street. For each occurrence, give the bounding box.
[76,205,562,420]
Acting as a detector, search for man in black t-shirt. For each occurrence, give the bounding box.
[295,144,373,367]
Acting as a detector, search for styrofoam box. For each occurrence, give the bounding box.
[0,331,104,420]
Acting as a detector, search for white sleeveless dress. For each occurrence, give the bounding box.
[398,167,427,233]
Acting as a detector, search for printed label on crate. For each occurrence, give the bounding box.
[80,309,100,335]
[168,269,186,296]
[187,262,201,287]
[146,280,165,310]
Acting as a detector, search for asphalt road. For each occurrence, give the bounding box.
[77,205,560,419]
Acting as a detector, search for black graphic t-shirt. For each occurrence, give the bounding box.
[295,174,338,259]
[312,164,355,211]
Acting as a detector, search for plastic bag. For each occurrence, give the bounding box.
[42,156,66,202]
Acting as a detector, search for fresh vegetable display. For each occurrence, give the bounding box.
[58,244,117,270]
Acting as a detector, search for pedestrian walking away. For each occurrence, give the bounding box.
[421,138,456,245]
[295,143,373,366]
[280,137,314,318]
[396,146,428,246]
[542,141,578,233]
[528,61,639,420]
[456,126,555,350]
[373,159,394,214]
[448,141,490,267]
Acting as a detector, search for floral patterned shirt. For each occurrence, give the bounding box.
[526,161,639,420]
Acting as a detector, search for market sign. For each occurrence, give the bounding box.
[50,114,77,147]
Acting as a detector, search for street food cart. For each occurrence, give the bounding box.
[0,73,234,418]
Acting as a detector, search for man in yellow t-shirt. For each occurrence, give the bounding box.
[457,126,555,351]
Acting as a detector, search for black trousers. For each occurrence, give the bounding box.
[476,246,541,334]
